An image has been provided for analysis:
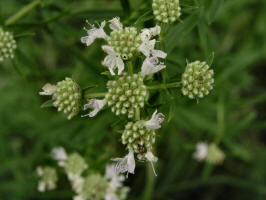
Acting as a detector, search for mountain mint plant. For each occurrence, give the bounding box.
[39,9,216,177]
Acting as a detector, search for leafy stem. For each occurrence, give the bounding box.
[147,82,181,90]
[84,92,106,99]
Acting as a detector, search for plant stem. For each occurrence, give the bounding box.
[141,164,155,200]
[147,82,181,90]
[135,108,140,121]
[127,61,133,75]
[5,0,41,26]
[84,92,106,99]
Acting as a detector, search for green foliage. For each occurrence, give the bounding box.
[0,0,266,200]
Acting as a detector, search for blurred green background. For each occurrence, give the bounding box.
[0,0,266,199]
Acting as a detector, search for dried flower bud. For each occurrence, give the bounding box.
[105,73,147,118]
[181,61,214,99]
[0,28,17,62]
[52,78,82,119]
[152,0,181,24]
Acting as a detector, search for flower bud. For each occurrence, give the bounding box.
[181,61,214,99]
[107,27,141,60]
[52,78,82,119]
[122,121,156,160]
[152,0,181,24]
[105,73,147,118]
[0,28,17,62]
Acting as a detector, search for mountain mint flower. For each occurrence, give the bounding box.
[145,151,158,176]
[193,142,225,164]
[181,61,214,99]
[141,56,166,76]
[0,27,17,62]
[63,153,88,178]
[81,20,107,46]
[152,0,181,23]
[51,146,68,162]
[140,26,161,41]
[40,78,82,120]
[36,166,58,192]
[144,110,165,130]
[83,99,106,117]
[105,73,147,118]
[112,150,136,175]
[102,45,124,75]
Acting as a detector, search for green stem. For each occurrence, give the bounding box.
[147,82,181,90]
[135,108,140,121]
[5,0,41,26]
[141,164,155,200]
[84,92,106,99]
[127,61,133,75]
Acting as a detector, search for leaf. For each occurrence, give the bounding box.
[120,0,130,16]
[134,10,153,25]
[41,99,54,108]
[207,52,215,66]
[164,15,199,54]
[207,0,224,24]
[82,84,98,90]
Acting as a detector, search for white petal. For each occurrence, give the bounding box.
[193,142,208,161]
[38,181,46,192]
[145,151,158,176]
[139,39,156,57]
[51,147,68,161]
[141,57,166,76]
[152,49,167,59]
[145,110,165,130]
[109,17,123,31]
[82,99,106,117]
[105,193,118,200]
[112,151,135,176]
[127,151,135,174]
[149,25,161,36]
[39,83,56,95]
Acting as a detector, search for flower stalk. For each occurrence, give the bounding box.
[147,82,181,90]
[84,92,106,99]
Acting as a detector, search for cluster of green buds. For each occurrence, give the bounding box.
[39,77,82,120]
[181,61,214,99]
[193,142,225,164]
[152,0,181,23]
[0,27,17,62]
[38,147,130,200]
[105,73,147,118]
[36,166,58,192]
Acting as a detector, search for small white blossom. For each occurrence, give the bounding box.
[139,39,156,57]
[105,164,125,189]
[109,17,123,31]
[193,142,208,161]
[140,25,161,41]
[70,175,84,193]
[105,193,118,200]
[39,83,56,96]
[102,45,125,75]
[145,151,158,176]
[112,151,135,176]
[51,146,68,161]
[145,110,165,130]
[141,56,166,76]
[82,99,106,117]
[38,181,46,192]
[81,20,107,46]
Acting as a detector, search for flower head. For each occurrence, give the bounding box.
[102,45,125,75]
[0,28,17,62]
[81,20,107,46]
[82,99,106,117]
[112,151,135,176]
[36,166,58,192]
[145,110,165,130]
[39,83,57,96]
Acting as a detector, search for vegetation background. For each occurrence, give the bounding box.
[0,0,266,199]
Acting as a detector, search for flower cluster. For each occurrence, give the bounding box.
[193,142,225,164]
[152,0,181,23]
[42,147,130,200]
[0,27,17,62]
[36,166,58,192]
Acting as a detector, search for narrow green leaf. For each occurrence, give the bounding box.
[207,52,215,66]
[41,99,54,108]
[207,0,224,24]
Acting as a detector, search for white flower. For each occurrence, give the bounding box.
[102,45,125,75]
[105,164,125,189]
[73,195,84,200]
[36,166,43,176]
[109,17,123,31]
[39,83,56,96]
[105,193,118,200]
[139,39,156,57]
[193,142,208,161]
[38,181,46,192]
[51,147,68,161]
[141,56,166,76]
[145,110,165,130]
[81,20,107,46]
[140,25,161,41]
[82,99,106,117]
[70,175,84,193]
[145,151,158,176]
[112,151,135,176]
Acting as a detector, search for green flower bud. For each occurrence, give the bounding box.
[79,174,108,200]
[0,27,17,62]
[36,166,58,192]
[206,143,225,164]
[122,121,156,160]
[105,73,147,118]
[181,61,214,99]
[107,27,141,60]
[152,0,181,24]
[53,78,82,120]
[64,153,88,177]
